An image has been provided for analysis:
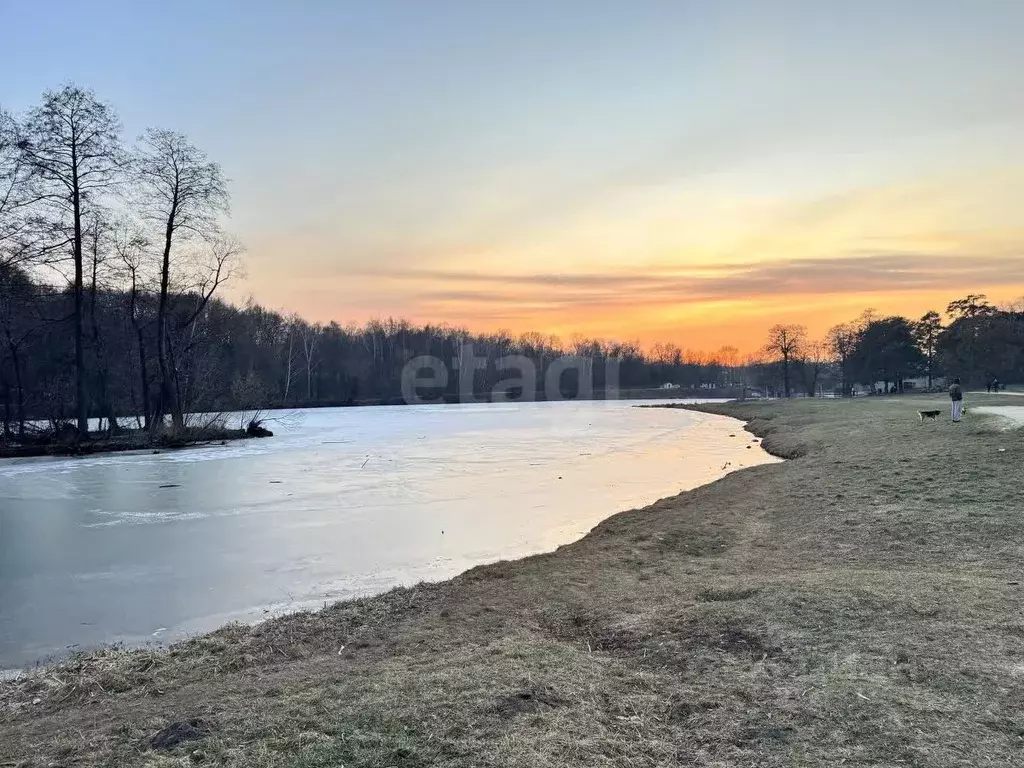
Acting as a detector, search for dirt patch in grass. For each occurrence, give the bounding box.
[147,717,215,751]
[490,687,568,718]
[4,395,1024,766]
[696,585,760,602]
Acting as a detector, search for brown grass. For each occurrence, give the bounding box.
[3,394,1024,766]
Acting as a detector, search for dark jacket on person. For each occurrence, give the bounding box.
[949,383,963,401]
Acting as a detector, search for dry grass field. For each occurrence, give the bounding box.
[3,394,1024,767]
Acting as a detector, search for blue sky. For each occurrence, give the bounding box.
[3,1,1024,348]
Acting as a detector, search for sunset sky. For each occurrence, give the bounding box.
[4,1,1024,352]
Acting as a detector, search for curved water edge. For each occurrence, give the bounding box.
[0,399,779,671]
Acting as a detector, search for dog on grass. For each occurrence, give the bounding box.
[918,407,967,421]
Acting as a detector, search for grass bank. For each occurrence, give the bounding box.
[3,395,1024,766]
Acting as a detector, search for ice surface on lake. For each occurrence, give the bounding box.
[0,399,777,668]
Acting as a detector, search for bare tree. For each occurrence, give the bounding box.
[763,324,806,398]
[281,313,303,403]
[799,340,830,397]
[165,233,243,423]
[735,353,765,399]
[0,109,37,268]
[112,221,154,427]
[134,128,228,431]
[913,310,943,388]
[716,345,740,386]
[300,322,323,401]
[18,85,124,435]
[827,322,858,397]
[84,213,120,433]
[946,294,994,321]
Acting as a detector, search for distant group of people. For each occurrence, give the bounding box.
[986,377,1002,393]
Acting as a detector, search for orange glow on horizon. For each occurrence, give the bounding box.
[236,167,1024,356]
[233,279,1024,357]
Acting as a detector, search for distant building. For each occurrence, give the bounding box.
[854,376,946,394]
[905,376,945,390]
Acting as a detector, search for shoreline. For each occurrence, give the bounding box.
[4,395,1023,766]
[0,396,726,460]
[0,424,272,460]
[229,386,750,411]
[648,401,810,459]
[0,407,774,673]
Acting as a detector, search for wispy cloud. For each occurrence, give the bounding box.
[355,252,1024,310]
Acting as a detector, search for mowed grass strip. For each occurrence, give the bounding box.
[3,394,1024,767]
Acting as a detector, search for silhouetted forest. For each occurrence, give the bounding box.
[5,248,1023,437]
[762,293,1024,398]
[0,258,747,434]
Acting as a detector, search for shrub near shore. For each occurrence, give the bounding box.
[0,418,272,458]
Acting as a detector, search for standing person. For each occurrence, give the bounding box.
[949,377,964,422]
[993,377,1001,393]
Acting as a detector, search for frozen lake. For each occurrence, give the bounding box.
[0,399,776,669]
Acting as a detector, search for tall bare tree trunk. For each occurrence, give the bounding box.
[88,238,119,435]
[3,334,25,437]
[128,282,152,429]
[284,329,294,403]
[71,145,89,437]
[156,205,181,432]
[137,328,151,428]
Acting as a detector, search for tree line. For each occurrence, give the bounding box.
[759,293,1024,398]
[0,263,747,437]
